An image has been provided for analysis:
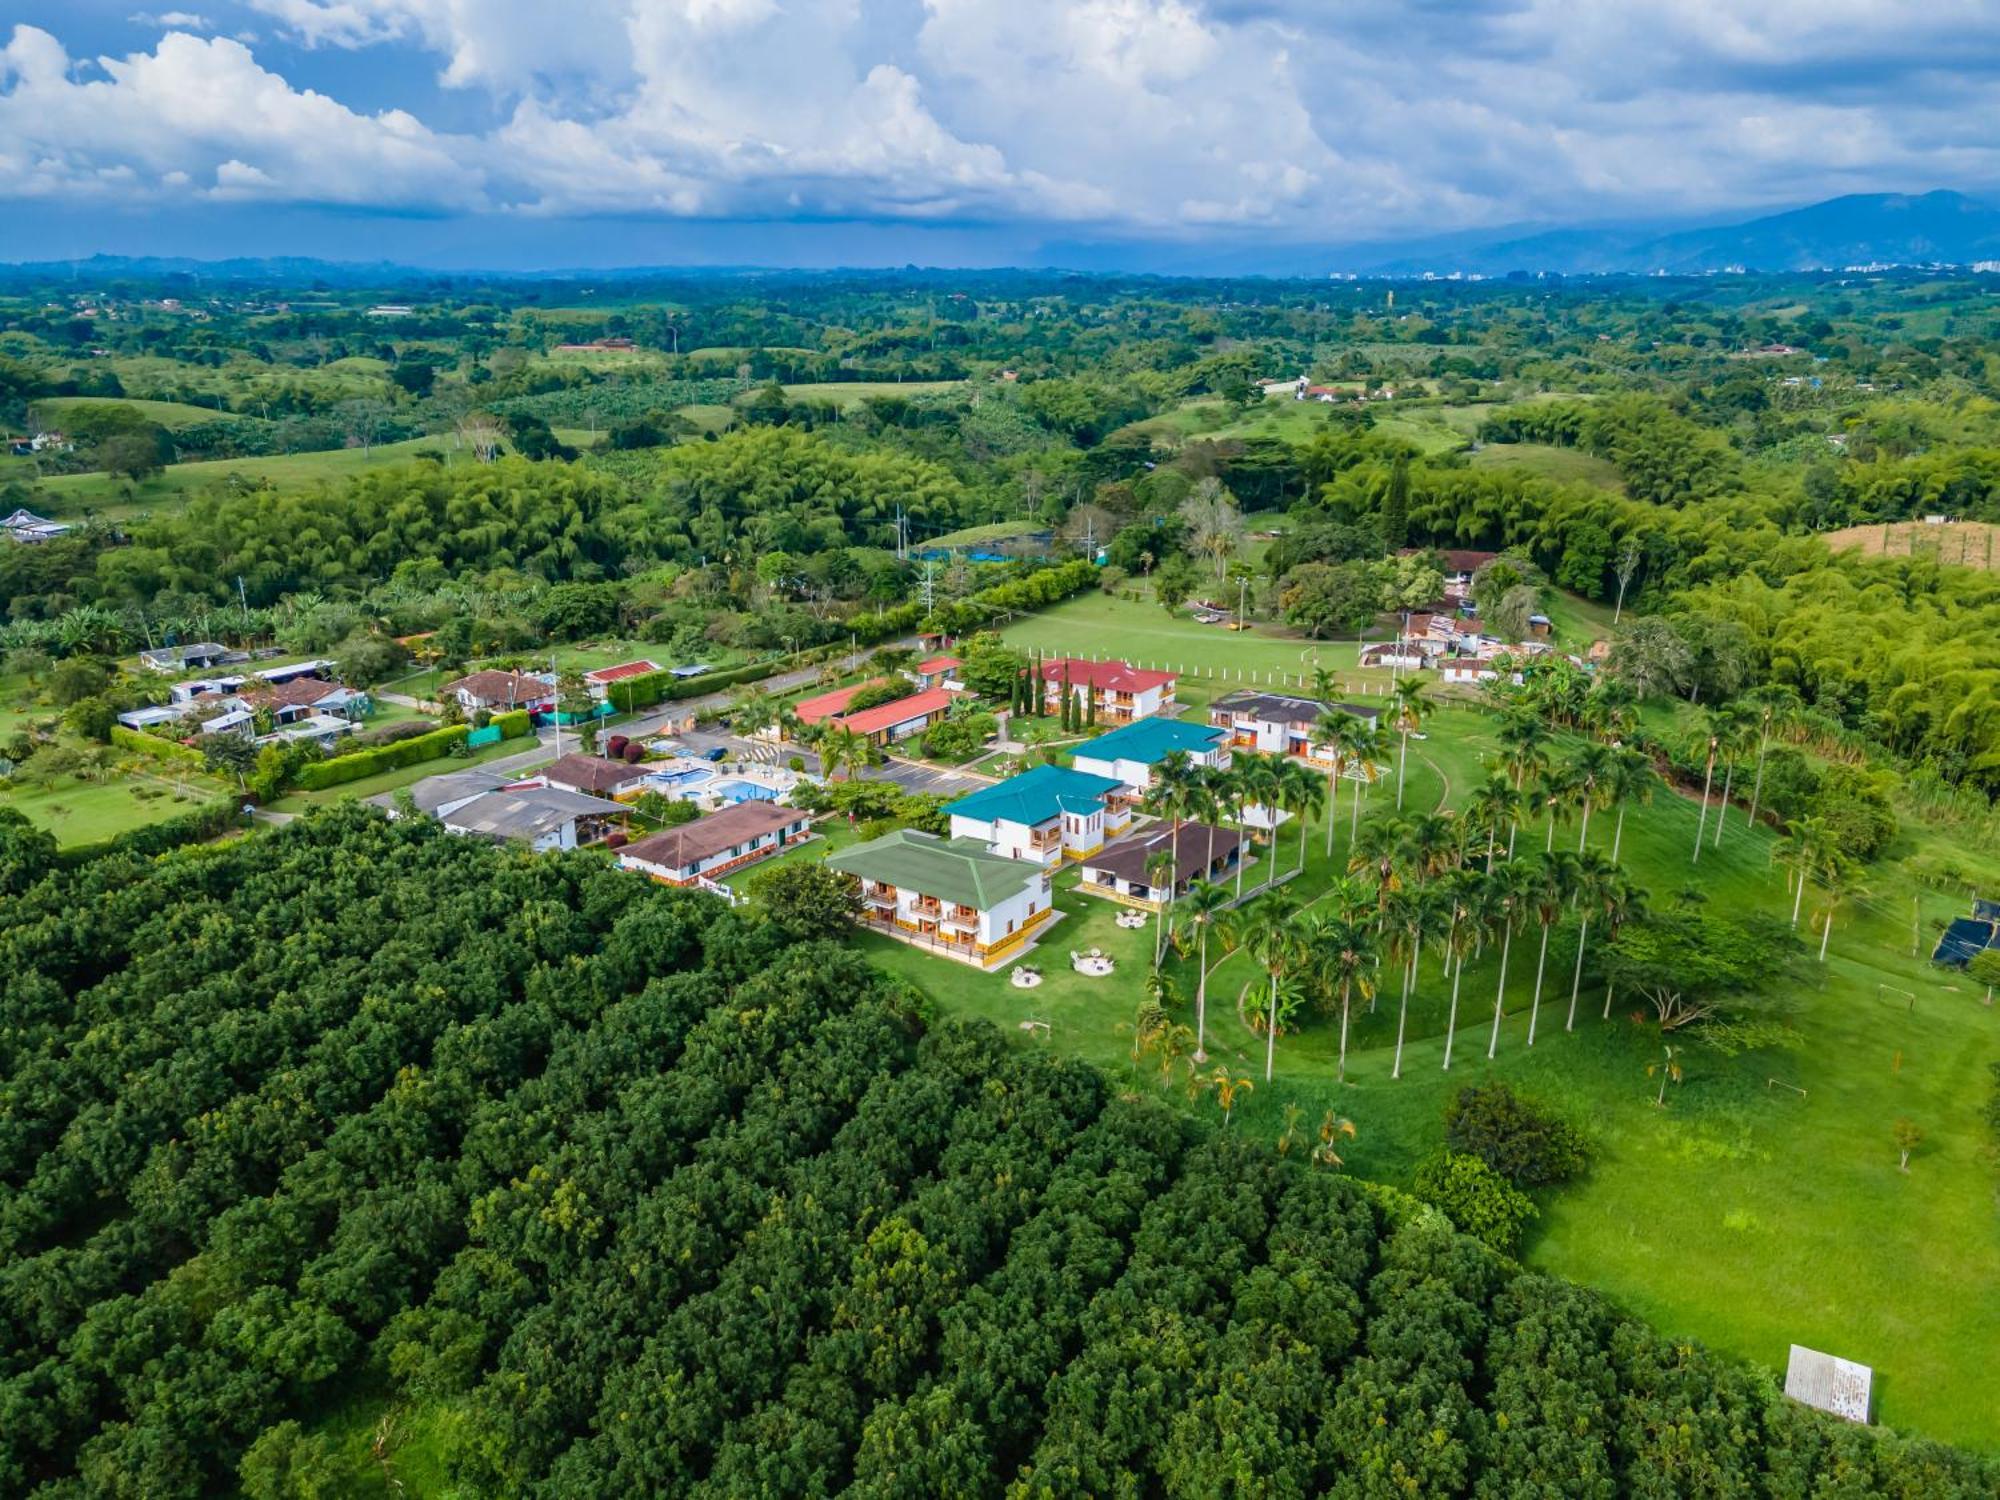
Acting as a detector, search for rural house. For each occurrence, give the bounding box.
[616,800,812,886]
[1070,717,1231,793]
[442,669,552,713]
[827,829,1055,969]
[538,752,651,799]
[944,763,1133,864]
[1038,657,1178,724]
[1079,822,1241,909]
[1208,690,1380,761]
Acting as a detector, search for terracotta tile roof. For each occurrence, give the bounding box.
[1037,656,1177,693]
[794,679,878,726]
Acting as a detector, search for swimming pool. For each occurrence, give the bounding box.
[711,779,779,803]
[647,767,713,790]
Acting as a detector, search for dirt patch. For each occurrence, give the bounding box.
[1825,520,2000,571]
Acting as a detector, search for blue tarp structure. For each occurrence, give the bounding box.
[1932,917,1997,968]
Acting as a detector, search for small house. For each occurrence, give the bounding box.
[582,659,662,700]
[1208,690,1379,761]
[440,785,624,851]
[141,642,230,674]
[442,669,552,714]
[1039,657,1178,724]
[539,752,651,800]
[617,800,812,886]
[1079,822,1241,909]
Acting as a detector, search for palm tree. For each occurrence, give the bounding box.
[1237,754,1284,892]
[1775,814,1834,929]
[1563,850,1623,1032]
[1146,848,1177,968]
[1497,713,1551,857]
[1522,850,1578,1048]
[1311,1110,1357,1170]
[1314,708,1365,858]
[1743,685,1801,829]
[1466,773,1522,874]
[1278,755,1325,875]
[1342,721,1386,845]
[1181,878,1230,1062]
[1383,883,1443,1080]
[1689,729,1720,864]
[1438,868,1480,1071]
[1389,674,1433,809]
[1483,859,1534,1060]
[1535,758,1581,854]
[1603,744,1656,863]
[1305,909,1376,1084]
[1648,1044,1683,1107]
[1194,763,1229,880]
[1601,878,1650,1022]
[1816,851,1865,964]
[1566,741,1615,852]
[821,725,867,782]
[1707,701,1758,851]
[1143,750,1201,912]
[1240,888,1304,1083]
[1208,1067,1253,1127]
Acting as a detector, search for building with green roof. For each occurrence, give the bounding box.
[827,829,1057,969]
[945,763,1134,864]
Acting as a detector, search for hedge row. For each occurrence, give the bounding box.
[110,725,206,767]
[56,797,239,868]
[293,709,537,790]
[607,657,799,713]
[490,708,531,740]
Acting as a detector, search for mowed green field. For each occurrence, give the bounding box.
[768,691,2000,1449]
[31,395,244,430]
[1,769,230,845]
[998,590,1385,690]
[29,436,489,517]
[756,380,964,405]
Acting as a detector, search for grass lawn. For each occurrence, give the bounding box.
[32,395,244,430]
[0,769,229,845]
[924,519,1048,550]
[998,590,1393,694]
[30,437,489,518]
[1470,440,1627,491]
[753,699,2000,1450]
[757,380,964,405]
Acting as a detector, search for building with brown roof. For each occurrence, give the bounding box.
[540,752,650,799]
[617,801,813,885]
[1078,822,1241,909]
[442,669,552,712]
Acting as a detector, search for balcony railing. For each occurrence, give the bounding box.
[911,896,942,916]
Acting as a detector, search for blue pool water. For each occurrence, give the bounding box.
[711,779,779,802]
[648,768,712,789]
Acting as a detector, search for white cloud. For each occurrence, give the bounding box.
[0,25,480,208]
[130,11,214,29]
[8,2,2000,240]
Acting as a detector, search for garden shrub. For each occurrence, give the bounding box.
[1444,1082,1590,1186]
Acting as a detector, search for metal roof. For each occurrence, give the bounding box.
[826,829,1044,911]
[1072,718,1227,765]
[945,763,1124,827]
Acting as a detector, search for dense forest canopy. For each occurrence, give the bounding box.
[1,810,1991,1497]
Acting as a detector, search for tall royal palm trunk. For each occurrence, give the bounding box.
[1526,919,1551,1047]
[1566,916,1590,1031]
[1442,928,1464,1071]
[1487,924,1515,1060]
[1392,949,1416,1079]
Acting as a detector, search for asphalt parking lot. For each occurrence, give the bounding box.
[868,758,994,798]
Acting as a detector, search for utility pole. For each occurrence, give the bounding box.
[236,575,250,632]
[920,562,936,614]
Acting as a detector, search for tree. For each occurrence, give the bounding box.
[1311,1109,1357,1170]
[1389,675,1432,810]
[1564,851,1628,1031]
[333,631,411,688]
[1606,616,1692,700]
[0,806,58,896]
[1234,887,1303,1083]
[1382,883,1441,1080]
[1893,1118,1922,1173]
[1277,753,1324,874]
[1413,1150,1538,1256]
[1612,534,1644,623]
[1380,452,1410,549]
[1178,477,1246,586]
[98,427,171,481]
[1302,906,1375,1083]
[1647,1044,1684,1107]
[1603,745,1656,863]
[1314,707,1366,860]
[1521,851,1577,1049]
[1181,878,1230,1062]
[1483,860,1533,1059]
[1207,1067,1252,1127]
[1280,560,1378,639]
[748,862,861,940]
[1153,554,1198,613]
[1445,1082,1590,1186]
[1599,908,1801,1045]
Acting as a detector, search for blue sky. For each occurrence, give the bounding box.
[3,0,1997,268]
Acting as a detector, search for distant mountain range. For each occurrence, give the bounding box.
[1346,190,2000,277]
[5,190,1999,282]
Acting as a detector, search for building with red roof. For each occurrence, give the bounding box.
[582,659,662,698]
[912,654,962,689]
[793,678,879,727]
[1037,656,1178,724]
[833,685,957,745]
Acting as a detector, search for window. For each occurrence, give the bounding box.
[1007,919,1015,934]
